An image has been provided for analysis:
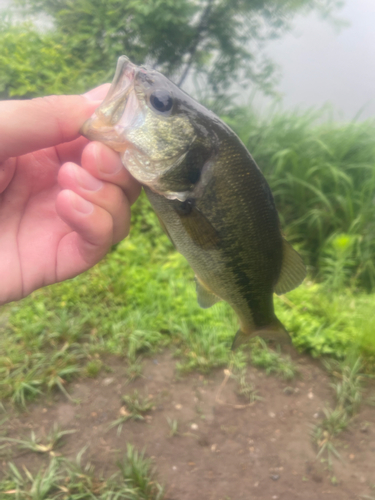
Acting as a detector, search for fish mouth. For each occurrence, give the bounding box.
[81,56,144,151]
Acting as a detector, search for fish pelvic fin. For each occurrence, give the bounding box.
[274,239,306,295]
[195,276,221,309]
[231,318,291,350]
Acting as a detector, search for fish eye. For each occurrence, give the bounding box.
[149,89,173,114]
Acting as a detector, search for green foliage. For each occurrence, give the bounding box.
[118,444,164,500]
[122,390,155,417]
[0,425,76,454]
[0,18,86,97]
[0,446,164,499]
[0,98,374,403]
[227,106,375,290]
[5,0,340,98]
[85,358,103,378]
[249,339,298,380]
[275,283,375,363]
[1,189,375,403]
[324,355,364,416]
[312,355,365,469]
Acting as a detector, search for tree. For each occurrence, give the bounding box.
[7,0,343,98]
[0,18,85,98]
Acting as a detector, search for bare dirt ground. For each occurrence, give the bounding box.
[1,352,375,500]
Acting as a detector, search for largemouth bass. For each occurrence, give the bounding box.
[81,56,306,348]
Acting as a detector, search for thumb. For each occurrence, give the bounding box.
[0,84,110,164]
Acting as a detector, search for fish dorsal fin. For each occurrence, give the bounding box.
[274,239,306,295]
[195,276,221,309]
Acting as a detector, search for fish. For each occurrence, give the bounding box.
[81,55,306,348]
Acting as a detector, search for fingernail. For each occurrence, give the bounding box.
[74,166,103,191]
[93,142,123,175]
[71,192,94,214]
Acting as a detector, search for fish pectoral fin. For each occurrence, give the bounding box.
[178,206,221,250]
[195,276,221,309]
[231,320,291,350]
[274,239,306,295]
[156,214,176,248]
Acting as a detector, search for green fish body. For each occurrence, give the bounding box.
[81,56,306,347]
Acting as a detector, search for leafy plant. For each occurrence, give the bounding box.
[0,424,76,455]
[249,339,298,380]
[0,446,164,499]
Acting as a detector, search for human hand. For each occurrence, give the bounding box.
[0,86,141,305]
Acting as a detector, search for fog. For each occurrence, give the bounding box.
[1,0,374,119]
[265,0,375,119]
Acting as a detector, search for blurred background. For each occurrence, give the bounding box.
[0,0,375,405]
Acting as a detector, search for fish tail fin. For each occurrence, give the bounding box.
[231,318,291,350]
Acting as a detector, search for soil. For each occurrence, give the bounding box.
[1,352,375,500]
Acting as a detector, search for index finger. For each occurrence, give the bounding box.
[0,84,110,164]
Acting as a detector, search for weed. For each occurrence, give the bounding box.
[231,351,261,403]
[166,417,179,437]
[0,424,76,454]
[126,357,144,381]
[313,355,365,468]
[108,391,155,434]
[122,390,155,416]
[311,407,347,470]
[85,358,103,378]
[175,323,231,374]
[250,339,298,380]
[117,443,164,500]
[0,445,164,499]
[324,355,364,416]
[2,458,62,499]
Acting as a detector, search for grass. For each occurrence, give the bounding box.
[0,424,76,455]
[117,444,164,500]
[0,108,375,405]
[312,355,365,468]
[231,351,261,403]
[0,445,164,500]
[249,339,298,380]
[108,390,155,434]
[166,417,179,437]
[122,391,155,417]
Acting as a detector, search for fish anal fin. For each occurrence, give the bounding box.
[195,276,221,309]
[231,319,291,350]
[274,239,306,295]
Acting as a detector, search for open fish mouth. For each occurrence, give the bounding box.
[81,56,144,151]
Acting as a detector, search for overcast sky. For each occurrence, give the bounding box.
[264,0,375,119]
[1,0,374,120]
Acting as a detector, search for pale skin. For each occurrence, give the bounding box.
[0,85,141,305]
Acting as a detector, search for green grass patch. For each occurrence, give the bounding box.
[275,283,375,368]
[249,339,298,380]
[1,205,375,404]
[312,355,365,470]
[0,444,164,499]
